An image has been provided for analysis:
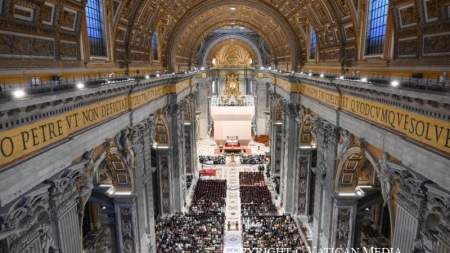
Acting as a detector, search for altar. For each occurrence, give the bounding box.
[210,72,255,146]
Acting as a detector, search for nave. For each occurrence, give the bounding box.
[155,141,307,252]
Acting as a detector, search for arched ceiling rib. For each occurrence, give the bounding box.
[115,0,359,68]
[166,0,302,70]
[206,39,262,67]
[200,34,267,67]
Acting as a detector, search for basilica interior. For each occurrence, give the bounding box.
[0,0,449,252]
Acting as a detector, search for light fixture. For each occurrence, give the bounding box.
[338,192,357,197]
[320,73,324,78]
[114,191,133,196]
[260,66,265,70]
[75,82,85,90]
[200,67,205,71]
[230,7,236,11]
[145,75,150,79]
[391,80,400,87]
[12,89,26,99]
[339,75,345,80]
[360,77,368,82]
[308,73,312,77]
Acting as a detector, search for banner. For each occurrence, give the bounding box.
[0,80,191,168]
[277,80,450,155]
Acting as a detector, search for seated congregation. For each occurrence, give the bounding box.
[240,172,305,250]
[156,179,227,252]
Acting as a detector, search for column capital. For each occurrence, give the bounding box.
[420,184,450,249]
[388,162,429,217]
[312,118,339,149]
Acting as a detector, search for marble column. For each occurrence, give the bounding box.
[114,197,139,253]
[420,184,450,253]
[281,103,299,214]
[130,119,156,253]
[154,148,172,215]
[196,81,210,139]
[48,165,84,253]
[167,104,184,213]
[295,148,313,221]
[389,164,428,253]
[330,198,358,250]
[311,118,339,252]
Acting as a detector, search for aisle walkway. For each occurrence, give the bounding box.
[224,158,243,253]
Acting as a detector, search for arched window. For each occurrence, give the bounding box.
[310,27,317,60]
[151,32,159,61]
[365,0,389,55]
[86,0,106,57]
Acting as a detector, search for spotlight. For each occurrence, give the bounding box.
[320,73,324,78]
[145,75,150,79]
[260,66,265,70]
[308,73,312,77]
[200,67,205,71]
[12,89,26,99]
[75,82,85,89]
[360,77,368,82]
[339,75,345,80]
[230,7,236,11]
[391,80,400,87]
[156,73,160,78]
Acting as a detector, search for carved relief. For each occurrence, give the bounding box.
[398,37,418,57]
[60,41,79,60]
[0,32,55,58]
[335,208,351,249]
[398,4,417,28]
[0,185,56,253]
[119,207,136,253]
[423,33,450,55]
[297,156,309,214]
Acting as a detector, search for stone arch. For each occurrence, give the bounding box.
[166,0,302,71]
[201,35,264,67]
[96,151,134,192]
[335,146,379,193]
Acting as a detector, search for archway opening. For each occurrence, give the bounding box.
[336,148,392,249]
[81,152,133,252]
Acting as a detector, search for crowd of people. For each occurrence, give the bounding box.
[242,215,307,251]
[240,184,278,216]
[156,179,227,252]
[240,155,266,164]
[156,214,225,252]
[239,172,265,186]
[190,180,226,215]
[199,155,226,165]
[240,172,306,250]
